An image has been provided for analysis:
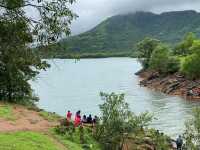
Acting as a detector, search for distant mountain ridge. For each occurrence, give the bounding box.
[44,10,200,58]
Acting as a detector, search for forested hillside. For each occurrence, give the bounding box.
[42,10,200,58]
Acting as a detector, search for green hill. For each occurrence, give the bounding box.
[42,10,200,58]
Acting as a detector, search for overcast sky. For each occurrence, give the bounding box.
[69,0,200,35]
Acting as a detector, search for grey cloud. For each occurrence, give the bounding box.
[70,0,200,35]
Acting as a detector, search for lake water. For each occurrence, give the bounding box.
[31,58,200,138]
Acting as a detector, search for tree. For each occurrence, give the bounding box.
[95,92,152,150]
[181,40,200,79]
[149,44,170,74]
[0,0,76,104]
[189,39,200,55]
[136,37,160,69]
[181,53,200,79]
[174,32,196,56]
[184,107,200,149]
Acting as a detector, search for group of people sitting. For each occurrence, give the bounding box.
[66,110,98,127]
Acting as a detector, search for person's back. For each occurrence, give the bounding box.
[87,114,92,124]
[176,135,183,150]
[67,111,72,120]
[66,110,72,126]
[74,110,81,127]
[93,116,98,124]
[82,115,87,123]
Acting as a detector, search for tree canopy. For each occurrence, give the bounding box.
[0,0,76,104]
[136,37,160,69]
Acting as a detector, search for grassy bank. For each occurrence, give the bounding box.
[0,102,100,150]
[0,132,61,150]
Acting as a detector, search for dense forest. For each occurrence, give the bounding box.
[40,10,200,58]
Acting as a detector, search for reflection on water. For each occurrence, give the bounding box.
[31,58,200,138]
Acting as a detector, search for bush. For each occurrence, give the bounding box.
[95,92,152,150]
[166,57,180,73]
[181,53,200,79]
[149,44,170,74]
[184,107,200,149]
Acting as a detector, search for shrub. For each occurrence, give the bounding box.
[166,57,180,73]
[181,53,200,79]
[149,44,170,74]
[95,92,152,150]
[184,107,200,149]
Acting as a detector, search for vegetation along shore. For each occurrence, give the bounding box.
[135,32,200,101]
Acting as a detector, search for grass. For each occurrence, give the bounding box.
[0,105,16,121]
[0,131,61,150]
[39,111,61,122]
[50,127,102,150]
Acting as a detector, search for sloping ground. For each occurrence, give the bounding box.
[0,104,58,132]
[0,131,66,150]
[0,103,69,150]
[42,10,200,58]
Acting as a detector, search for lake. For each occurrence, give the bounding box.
[31,58,200,138]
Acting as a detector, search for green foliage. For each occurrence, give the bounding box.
[174,32,196,56]
[181,53,200,79]
[0,0,76,104]
[95,92,152,150]
[136,37,160,68]
[144,129,171,149]
[166,57,180,74]
[149,44,170,74]
[189,39,200,54]
[47,10,200,58]
[0,131,61,150]
[39,111,61,122]
[53,126,101,150]
[0,105,15,121]
[184,107,200,149]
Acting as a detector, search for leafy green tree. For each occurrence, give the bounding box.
[149,44,170,74]
[95,92,152,150]
[184,107,200,149]
[136,37,160,69]
[181,53,200,79]
[189,39,200,55]
[166,57,180,74]
[174,32,196,56]
[180,39,200,79]
[0,0,76,104]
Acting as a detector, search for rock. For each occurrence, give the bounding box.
[147,72,159,81]
[135,69,145,75]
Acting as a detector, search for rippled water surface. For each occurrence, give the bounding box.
[31,58,200,138]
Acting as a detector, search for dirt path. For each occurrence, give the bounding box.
[0,104,58,132]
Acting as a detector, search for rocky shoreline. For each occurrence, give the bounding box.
[136,69,200,100]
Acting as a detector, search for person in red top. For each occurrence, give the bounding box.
[74,110,81,127]
[66,110,72,126]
